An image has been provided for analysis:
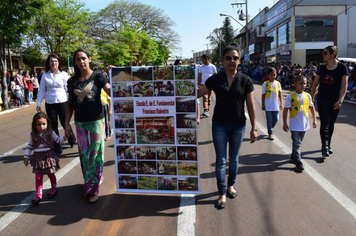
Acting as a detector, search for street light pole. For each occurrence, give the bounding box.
[219,13,244,27]
[231,0,249,61]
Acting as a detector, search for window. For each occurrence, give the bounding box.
[295,19,334,42]
[266,29,276,51]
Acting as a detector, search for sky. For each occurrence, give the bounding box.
[84,0,278,59]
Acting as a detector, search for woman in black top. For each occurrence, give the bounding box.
[311,45,349,157]
[65,49,111,204]
[198,44,257,209]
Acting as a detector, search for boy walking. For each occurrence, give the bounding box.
[262,67,283,140]
[283,75,317,171]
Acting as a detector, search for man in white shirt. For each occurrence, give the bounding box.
[198,55,217,117]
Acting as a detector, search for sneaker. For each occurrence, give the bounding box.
[268,134,275,140]
[202,111,209,117]
[295,161,304,171]
[328,147,333,154]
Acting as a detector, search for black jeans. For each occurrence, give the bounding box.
[317,98,339,148]
[45,102,75,153]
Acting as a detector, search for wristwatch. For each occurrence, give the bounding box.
[251,128,257,132]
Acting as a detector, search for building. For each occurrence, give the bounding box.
[235,0,356,66]
[192,49,213,64]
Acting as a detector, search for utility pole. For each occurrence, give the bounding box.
[204,43,209,56]
[232,0,248,61]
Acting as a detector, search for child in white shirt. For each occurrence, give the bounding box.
[283,75,317,171]
[262,67,283,140]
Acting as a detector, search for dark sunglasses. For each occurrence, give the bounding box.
[322,51,330,55]
[224,56,239,61]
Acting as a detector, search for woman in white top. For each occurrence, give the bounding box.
[36,54,76,155]
[32,72,39,101]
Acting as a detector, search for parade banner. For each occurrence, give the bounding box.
[110,65,200,194]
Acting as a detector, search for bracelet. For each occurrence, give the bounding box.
[251,128,257,132]
[339,99,343,103]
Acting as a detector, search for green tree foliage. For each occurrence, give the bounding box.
[207,17,236,64]
[0,0,45,110]
[89,0,179,51]
[22,47,43,70]
[89,0,174,66]
[26,0,94,64]
[97,25,169,66]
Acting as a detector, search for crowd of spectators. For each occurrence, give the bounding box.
[238,60,355,101]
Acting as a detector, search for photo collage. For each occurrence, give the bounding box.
[111,66,200,193]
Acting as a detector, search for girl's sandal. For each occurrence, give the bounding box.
[31,197,42,205]
[89,194,99,204]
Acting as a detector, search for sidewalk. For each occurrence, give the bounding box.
[0,104,32,116]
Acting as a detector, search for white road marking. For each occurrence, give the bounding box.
[255,120,356,220]
[177,194,196,236]
[0,158,80,232]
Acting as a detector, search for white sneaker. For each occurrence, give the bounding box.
[203,111,209,117]
[268,134,275,140]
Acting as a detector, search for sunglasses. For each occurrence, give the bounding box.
[224,56,239,61]
[322,51,330,55]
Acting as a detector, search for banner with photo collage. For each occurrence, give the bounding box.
[110,65,200,194]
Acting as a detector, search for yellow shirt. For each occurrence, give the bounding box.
[101,89,109,105]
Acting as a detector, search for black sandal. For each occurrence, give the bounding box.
[47,189,58,199]
[31,197,42,205]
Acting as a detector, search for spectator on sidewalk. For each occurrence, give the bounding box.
[32,72,39,101]
[15,69,24,97]
[347,69,356,101]
[23,70,33,104]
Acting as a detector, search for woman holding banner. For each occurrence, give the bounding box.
[65,49,111,204]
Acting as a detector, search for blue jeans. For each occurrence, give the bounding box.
[212,121,246,195]
[291,131,306,162]
[266,111,279,135]
[28,91,33,103]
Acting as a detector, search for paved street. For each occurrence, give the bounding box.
[1,84,356,235]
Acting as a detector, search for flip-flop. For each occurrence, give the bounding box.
[31,197,42,205]
[89,194,99,204]
[47,189,58,199]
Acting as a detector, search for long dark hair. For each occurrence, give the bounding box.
[45,54,62,72]
[72,49,91,79]
[31,112,52,134]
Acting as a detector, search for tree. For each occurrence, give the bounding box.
[22,47,43,70]
[88,0,179,53]
[25,0,94,65]
[97,26,169,66]
[0,0,45,110]
[206,17,236,64]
